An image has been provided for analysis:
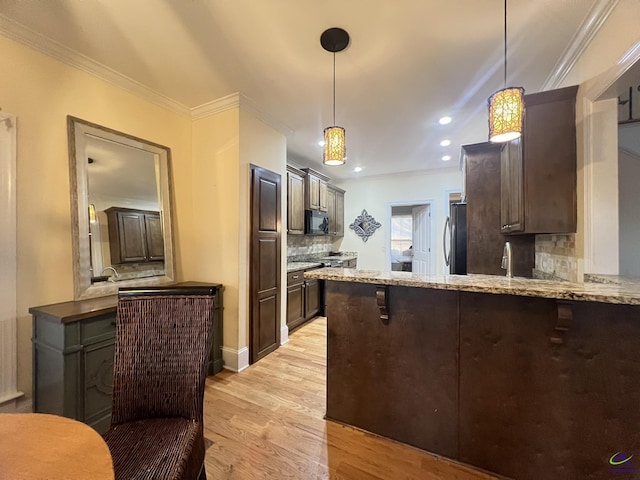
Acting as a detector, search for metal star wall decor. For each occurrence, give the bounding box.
[349,209,381,243]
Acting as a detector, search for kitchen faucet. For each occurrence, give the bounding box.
[101,266,119,281]
[501,242,513,278]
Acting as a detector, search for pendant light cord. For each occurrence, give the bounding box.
[503,0,507,87]
[333,51,336,126]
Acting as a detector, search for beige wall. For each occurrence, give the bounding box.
[188,107,287,368]
[335,168,463,274]
[560,0,640,277]
[238,110,287,346]
[0,35,192,398]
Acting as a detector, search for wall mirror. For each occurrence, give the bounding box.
[68,116,175,299]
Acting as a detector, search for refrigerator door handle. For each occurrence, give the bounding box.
[443,216,451,267]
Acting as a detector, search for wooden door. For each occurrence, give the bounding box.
[250,165,281,364]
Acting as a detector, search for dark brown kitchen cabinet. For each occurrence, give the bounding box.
[105,207,164,264]
[500,138,524,233]
[464,142,535,277]
[302,168,329,212]
[500,85,578,234]
[286,166,305,234]
[286,271,305,329]
[304,278,320,319]
[326,185,345,236]
[286,268,322,331]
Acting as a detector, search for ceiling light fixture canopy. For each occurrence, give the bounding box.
[321,27,350,166]
[488,0,524,143]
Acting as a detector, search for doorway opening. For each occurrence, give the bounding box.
[387,202,432,274]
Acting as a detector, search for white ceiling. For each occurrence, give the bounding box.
[0,0,608,179]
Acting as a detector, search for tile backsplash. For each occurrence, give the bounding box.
[534,234,578,282]
[287,235,335,258]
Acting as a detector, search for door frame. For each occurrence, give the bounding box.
[0,112,22,408]
[386,199,434,274]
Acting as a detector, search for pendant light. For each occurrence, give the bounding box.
[321,28,350,166]
[488,0,524,143]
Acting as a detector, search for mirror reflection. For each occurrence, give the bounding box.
[68,116,175,299]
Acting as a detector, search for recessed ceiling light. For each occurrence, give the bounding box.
[318,141,325,146]
[439,116,452,125]
[354,166,362,172]
[442,155,452,161]
[440,139,451,147]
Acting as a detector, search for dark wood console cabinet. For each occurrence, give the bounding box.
[30,282,223,433]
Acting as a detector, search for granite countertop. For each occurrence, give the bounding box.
[304,269,640,305]
[287,261,324,273]
[584,273,640,286]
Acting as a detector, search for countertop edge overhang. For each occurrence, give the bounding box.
[304,269,640,305]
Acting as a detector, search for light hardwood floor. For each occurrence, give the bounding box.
[203,317,500,480]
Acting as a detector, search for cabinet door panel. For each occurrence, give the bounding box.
[319,181,328,212]
[500,139,523,233]
[335,190,344,236]
[118,212,147,262]
[307,175,320,210]
[145,214,164,261]
[287,283,304,329]
[326,188,336,235]
[287,172,305,234]
[83,340,115,424]
[304,278,320,319]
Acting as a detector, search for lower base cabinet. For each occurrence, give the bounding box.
[287,269,322,331]
[30,283,223,434]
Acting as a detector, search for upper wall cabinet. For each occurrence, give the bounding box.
[501,85,578,235]
[327,185,345,237]
[287,166,305,235]
[302,168,329,212]
[105,207,164,264]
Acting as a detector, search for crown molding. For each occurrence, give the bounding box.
[0,14,191,116]
[191,93,294,137]
[542,0,620,90]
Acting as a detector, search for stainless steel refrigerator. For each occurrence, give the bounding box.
[443,203,467,274]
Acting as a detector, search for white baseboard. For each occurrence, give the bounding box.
[221,346,249,373]
[280,324,289,345]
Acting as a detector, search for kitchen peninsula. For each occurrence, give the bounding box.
[305,269,640,480]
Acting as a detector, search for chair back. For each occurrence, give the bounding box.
[111,287,215,425]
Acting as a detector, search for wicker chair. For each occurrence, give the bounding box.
[104,286,216,480]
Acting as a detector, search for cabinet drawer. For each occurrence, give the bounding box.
[287,271,304,285]
[80,313,116,345]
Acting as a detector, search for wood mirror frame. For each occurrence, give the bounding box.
[67,116,176,299]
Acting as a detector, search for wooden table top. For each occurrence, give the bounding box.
[0,413,114,480]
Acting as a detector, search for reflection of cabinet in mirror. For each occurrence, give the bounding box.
[105,207,164,264]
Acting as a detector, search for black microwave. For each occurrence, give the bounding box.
[305,210,329,235]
